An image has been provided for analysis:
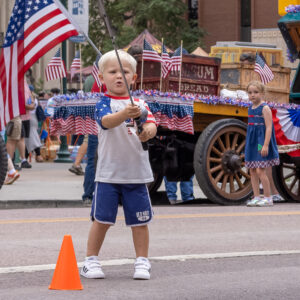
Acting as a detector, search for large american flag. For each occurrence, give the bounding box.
[70,50,81,80]
[0,0,78,130]
[143,39,161,62]
[254,53,274,85]
[171,46,182,72]
[92,54,101,88]
[161,44,171,78]
[45,48,66,81]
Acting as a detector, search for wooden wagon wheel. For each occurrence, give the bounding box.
[0,135,8,190]
[194,119,252,205]
[273,161,300,202]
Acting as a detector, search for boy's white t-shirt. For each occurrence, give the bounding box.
[94,94,156,184]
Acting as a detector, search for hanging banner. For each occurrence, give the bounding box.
[68,0,89,43]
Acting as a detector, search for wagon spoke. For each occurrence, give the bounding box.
[284,172,296,180]
[212,146,222,157]
[236,140,246,154]
[215,170,224,183]
[282,164,296,170]
[235,174,244,189]
[209,157,222,163]
[231,133,239,150]
[217,137,226,152]
[222,174,229,191]
[290,177,297,191]
[225,133,230,149]
[229,175,234,193]
[210,164,222,174]
[239,169,250,179]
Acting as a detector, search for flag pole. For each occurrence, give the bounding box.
[79,43,82,91]
[159,38,163,92]
[141,36,145,90]
[178,40,183,94]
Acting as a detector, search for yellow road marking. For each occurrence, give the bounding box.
[1,210,300,224]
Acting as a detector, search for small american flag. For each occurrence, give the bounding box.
[70,50,81,80]
[143,39,161,62]
[92,54,101,88]
[254,53,274,85]
[45,48,66,81]
[161,44,171,78]
[171,46,182,72]
[0,0,78,130]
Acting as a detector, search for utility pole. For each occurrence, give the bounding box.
[55,0,72,163]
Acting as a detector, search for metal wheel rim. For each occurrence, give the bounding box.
[206,126,252,200]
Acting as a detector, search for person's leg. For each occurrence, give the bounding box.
[256,168,273,206]
[163,177,178,201]
[82,135,98,202]
[247,168,261,206]
[266,166,284,202]
[180,176,195,201]
[131,225,149,258]
[6,139,17,159]
[4,155,20,185]
[74,141,87,167]
[34,147,43,162]
[68,141,87,175]
[86,222,110,256]
[18,137,31,168]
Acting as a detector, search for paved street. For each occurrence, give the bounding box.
[1,162,300,299]
[1,203,300,299]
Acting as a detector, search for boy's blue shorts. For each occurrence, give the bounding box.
[91,182,153,227]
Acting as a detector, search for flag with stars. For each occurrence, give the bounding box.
[70,50,81,80]
[161,44,171,78]
[171,46,182,72]
[92,54,102,88]
[254,53,274,85]
[0,0,79,131]
[143,39,161,62]
[45,48,66,81]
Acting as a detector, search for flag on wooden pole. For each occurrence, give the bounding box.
[70,50,81,80]
[0,0,79,130]
[92,54,101,88]
[161,44,171,78]
[45,49,67,81]
[143,39,161,62]
[254,53,274,84]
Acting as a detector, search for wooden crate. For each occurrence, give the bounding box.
[220,63,291,103]
[134,54,221,96]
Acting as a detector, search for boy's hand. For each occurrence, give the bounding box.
[261,145,269,157]
[124,104,141,119]
[138,123,157,142]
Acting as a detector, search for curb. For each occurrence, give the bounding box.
[0,200,85,210]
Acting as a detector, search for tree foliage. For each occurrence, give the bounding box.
[81,0,205,66]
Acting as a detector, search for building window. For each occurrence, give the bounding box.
[188,0,198,26]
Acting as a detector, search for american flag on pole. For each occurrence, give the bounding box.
[92,54,101,88]
[0,0,78,131]
[254,53,274,85]
[45,48,66,81]
[143,39,161,62]
[161,44,171,78]
[70,50,81,80]
[171,46,182,72]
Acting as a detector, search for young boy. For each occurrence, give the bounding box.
[80,50,157,280]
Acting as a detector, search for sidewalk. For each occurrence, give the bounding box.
[0,161,206,209]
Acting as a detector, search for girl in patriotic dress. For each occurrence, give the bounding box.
[245,81,279,207]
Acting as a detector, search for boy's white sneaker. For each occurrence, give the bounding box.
[246,197,260,207]
[80,256,105,279]
[133,257,151,280]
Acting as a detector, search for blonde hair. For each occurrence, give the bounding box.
[246,80,265,93]
[98,50,137,73]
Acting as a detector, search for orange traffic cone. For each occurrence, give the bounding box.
[49,235,83,290]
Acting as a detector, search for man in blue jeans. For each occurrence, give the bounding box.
[82,134,98,206]
[164,176,195,204]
